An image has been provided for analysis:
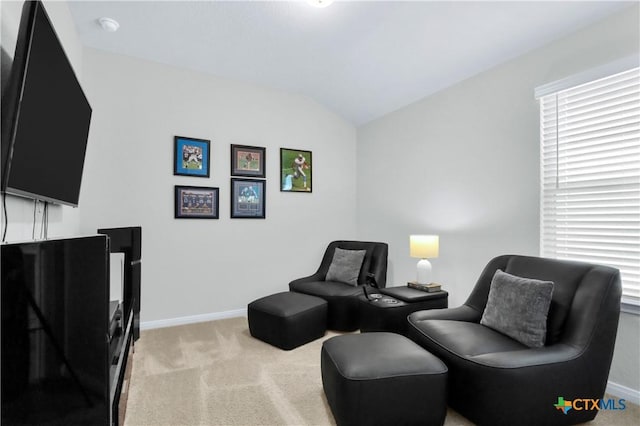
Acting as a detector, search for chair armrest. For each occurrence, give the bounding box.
[408,305,482,323]
[289,272,325,287]
[470,343,582,369]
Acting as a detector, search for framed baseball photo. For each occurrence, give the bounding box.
[175,185,219,219]
[280,148,312,192]
[174,136,210,177]
[231,144,266,178]
[231,178,265,219]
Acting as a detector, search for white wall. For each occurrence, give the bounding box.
[1,0,84,241]
[357,5,639,398]
[79,48,357,323]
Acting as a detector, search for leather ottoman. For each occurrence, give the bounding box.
[321,332,448,426]
[248,291,327,350]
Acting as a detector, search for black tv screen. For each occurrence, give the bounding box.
[1,0,92,207]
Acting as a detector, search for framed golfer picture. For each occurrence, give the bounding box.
[174,185,219,219]
[231,178,265,219]
[231,144,266,178]
[174,136,210,177]
[280,148,312,192]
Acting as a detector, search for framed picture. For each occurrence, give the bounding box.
[280,148,312,192]
[231,178,266,219]
[174,136,210,177]
[231,144,266,178]
[175,185,219,219]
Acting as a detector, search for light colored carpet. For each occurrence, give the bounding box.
[124,317,639,426]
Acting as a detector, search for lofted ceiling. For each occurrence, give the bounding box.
[68,1,636,126]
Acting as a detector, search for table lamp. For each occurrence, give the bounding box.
[410,235,439,285]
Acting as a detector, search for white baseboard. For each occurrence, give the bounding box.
[140,308,247,330]
[607,381,640,406]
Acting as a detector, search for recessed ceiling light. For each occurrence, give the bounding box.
[307,0,335,8]
[98,17,120,32]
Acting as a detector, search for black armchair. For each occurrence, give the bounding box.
[289,240,388,331]
[407,254,622,426]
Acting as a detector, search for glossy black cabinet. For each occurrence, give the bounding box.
[1,236,111,425]
[1,235,134,426]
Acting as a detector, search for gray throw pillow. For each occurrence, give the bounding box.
[480,269,554,348]
[325,248,367,286]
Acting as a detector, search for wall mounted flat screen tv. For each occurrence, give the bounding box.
[1,0,92,207]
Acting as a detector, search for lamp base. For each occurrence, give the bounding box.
[416,258,432,285]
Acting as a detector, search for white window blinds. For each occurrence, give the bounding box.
[539,67,640,306]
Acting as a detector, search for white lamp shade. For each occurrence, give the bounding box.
[410,235,439,259]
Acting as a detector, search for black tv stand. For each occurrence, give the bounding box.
[109,309,134,425]
[99,227,142,341]
[99,226,142,425]
[1,235,134,426]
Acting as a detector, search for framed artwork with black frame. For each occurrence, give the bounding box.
[174,136,210,177]
[280,148,312,192]
[174,185,219,219]
[231,144,266,178]
[231,178,265,219]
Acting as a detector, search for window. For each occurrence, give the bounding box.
[538,66,640,307]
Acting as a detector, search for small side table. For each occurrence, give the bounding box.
[359,286,448,335]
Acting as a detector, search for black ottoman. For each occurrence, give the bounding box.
[321,332,448,426]
[248,291,327,350]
